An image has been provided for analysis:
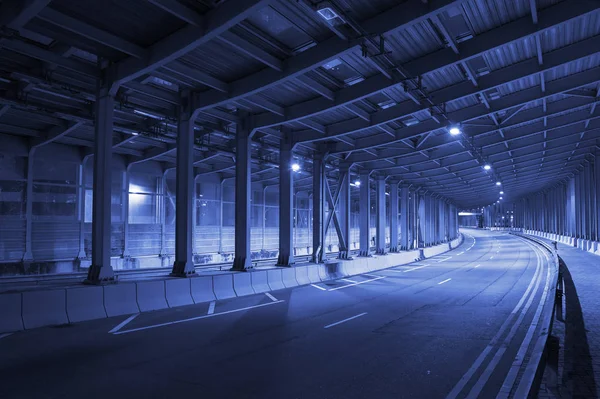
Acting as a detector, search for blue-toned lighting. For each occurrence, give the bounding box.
[449,126,461,136]
[291,163,300,172]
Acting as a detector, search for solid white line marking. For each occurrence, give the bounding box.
[437,256,452,263]
[474,264,481,268]
[265,292,278,302]
[115,301,284,335]
[489,256,494,260]
[438,278,452,285]
[207,301,216,314]
[341,278,358,284]
[403,265,428,273]
[329,276,386,291]
[0,332,13,340]
[310,284,327,291]
[324,312,368,329]
[456,252,464,256]
[109,313,139,334]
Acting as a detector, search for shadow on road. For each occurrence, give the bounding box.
[560,258,598,398]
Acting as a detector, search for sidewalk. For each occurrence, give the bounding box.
[533,237,600,399]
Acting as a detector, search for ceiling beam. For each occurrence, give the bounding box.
[111,0,270,89]
[252,1,598,129]
[30,120,84,148]
[0,0,51,30]
[37,8,146,58]
[192,0,468,111]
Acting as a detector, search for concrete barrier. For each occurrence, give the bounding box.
[104,284,139,317]
[212,274,236,300]
[352,257,369,275]
[250,271,270,293]
[191,276,216,304]
[0,293,23,332]
[318,264,328,281]
[233,273,255,296]
[66,286,107,323]
[324,261,344,279]
[267,269,285,291]
[136,280,168,312]
[295,266,311,285]
[165,279,193,308]
[22,289,68,329]
[281,268,299,288]
[306,265,322,283]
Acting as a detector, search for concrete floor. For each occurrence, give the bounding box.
[0,229,550,399]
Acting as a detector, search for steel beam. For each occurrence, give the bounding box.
[86,85,115,283]
[359,171,371,256]
[111,0,269,88]
[171,94,196,276]
[277,131,294,266]
[232,115,253,271]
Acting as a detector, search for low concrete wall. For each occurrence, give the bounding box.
[524,230,600,255]
[0,235,463,333]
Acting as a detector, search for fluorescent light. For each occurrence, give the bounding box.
[499,197,503,200]
[496,181,501,186]
[317,7,338,20]
[355,180,361,186]
[449,126,461,135]
[500,191,504,194]
[483,164,492,171]
[291,163,300,172]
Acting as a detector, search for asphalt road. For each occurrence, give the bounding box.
[0,229,550,399]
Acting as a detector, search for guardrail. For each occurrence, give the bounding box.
[509,232,561,398]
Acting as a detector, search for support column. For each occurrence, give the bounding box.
[277,132,294,266]
[438,199,444,243]
[312,154,325,263]
[232,116,252,271]
[171,94,196,277]
[596,153,600,241]
[121,168,131,258]
[86,87,115,283]
[77,158,88,260]
[159,172,167,258]
[359,171,371,256]
[338,166,351,259]
[23,148,35,261]
[375,175,386,254]
[400,185,409,250]
[389,182,399,252]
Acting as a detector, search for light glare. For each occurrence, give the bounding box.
[483,164,491,170]
[291,163,300,172]
[449,126,461,136]
[355,180,361,186]
[496,181,501,186]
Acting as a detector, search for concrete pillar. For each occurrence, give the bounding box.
[566,178,576,236]
[359,171,371,256]
[86,89,115,283]
[232,117,252,271]
[585,163,592,240]
[389,182,399,252]
[399,185,409,250]
[171,98,196,277]
[312,154,325,263]
[338,166,351,259]
[277,132,294,266]
[375,175,386,254]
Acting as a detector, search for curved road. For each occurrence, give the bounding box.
[0,229,552,399]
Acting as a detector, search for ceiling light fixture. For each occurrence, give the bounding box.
[483,164,492,171]
[449,126,461,136]
[355,180,361,187]
[496,181,501,186]
[291,163,300,172]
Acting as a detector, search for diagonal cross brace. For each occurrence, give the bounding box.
[324,173,348,252]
